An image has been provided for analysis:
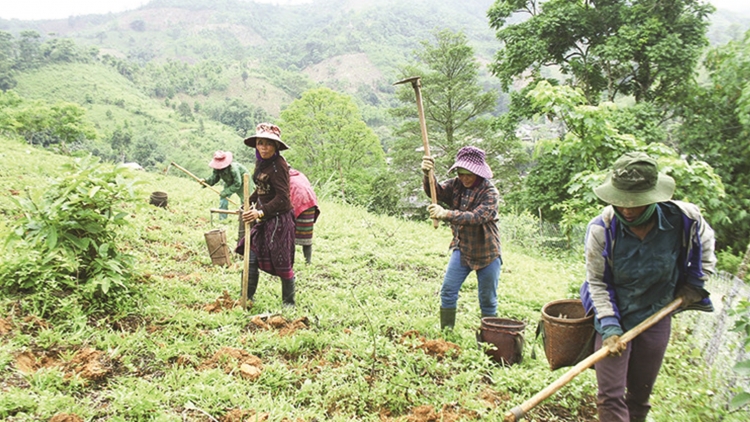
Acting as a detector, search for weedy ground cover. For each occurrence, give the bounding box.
[0,136,747,421]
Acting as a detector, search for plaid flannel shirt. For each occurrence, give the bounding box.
[424,175,501,270]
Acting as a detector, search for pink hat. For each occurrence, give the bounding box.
[448,146,493,179]
[209,150,233,169]
[243,122,289,150]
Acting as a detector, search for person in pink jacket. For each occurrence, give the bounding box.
[289,168,320,264]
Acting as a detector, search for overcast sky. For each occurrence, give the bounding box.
[1,0,748,21]
[0,0,313,21]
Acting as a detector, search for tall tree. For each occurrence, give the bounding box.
[515,81,724,236]
[0,31,16,91]
[677,31,750,252]
[391,29,520,193]
[16,30,42,71]
[488,0,714,106]
[280,87,386,204]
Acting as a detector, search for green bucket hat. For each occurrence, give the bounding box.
[593,152,675,208]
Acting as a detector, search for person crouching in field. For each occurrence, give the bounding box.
[421,146,503,330]
[235,123,297,307]
[580,151,716,422]
[289,168,320,265]
[200,150,250,220]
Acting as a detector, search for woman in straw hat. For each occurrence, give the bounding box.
[421,146,502,330]
[201,150,250,220]
[580,151,716,422]
[236,123,297,307]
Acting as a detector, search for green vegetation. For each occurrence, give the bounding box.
[1,1,750,418]
[1,156,142,319]
[1,136,747,421]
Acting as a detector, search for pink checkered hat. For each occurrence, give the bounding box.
[448,146,493,179]
[243,122,289,150]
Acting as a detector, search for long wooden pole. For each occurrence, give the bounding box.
[412,79,439,229]
[394,76,438,229]
[241,173,251,310]
[170,161,238,206]
[503,298,684,422]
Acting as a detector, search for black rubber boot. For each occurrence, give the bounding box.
[281,276,296,307]
[243,252,259,301]
[440,307,457,330]
[303,245,312,264]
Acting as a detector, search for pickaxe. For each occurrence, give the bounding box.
[169,161,238,206]
[394,76,439,229]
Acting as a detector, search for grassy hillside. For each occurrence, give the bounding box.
[0,137,747,421]
[12,61,258,178]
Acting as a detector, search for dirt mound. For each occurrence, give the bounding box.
[198,346,263,381]
[15,347,117,383]
[248,314,310,337]
[49,414,83,422]
[379,404,480,422]
[203,290,241,313]
[64,348,115,381]
[400,330,461,359]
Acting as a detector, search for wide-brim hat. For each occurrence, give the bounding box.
[447,146,493,179]
[209,150,233,169]
[243,122,289,151]
[594,152,675,207]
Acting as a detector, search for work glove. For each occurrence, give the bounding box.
[603,335,626,356]
[200,178,207,188]
[675,283,704,307]
[601,324,625,356]
[421,156,434,174]
[427,203,448,220]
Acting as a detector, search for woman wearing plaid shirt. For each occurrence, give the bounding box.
[422,146,502,330]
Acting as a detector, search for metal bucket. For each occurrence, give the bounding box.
[149,191,168,208]
[204,229,232,266]
[479,317,526,366]
[541,299,595,370]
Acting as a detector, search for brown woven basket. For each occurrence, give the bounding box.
[204,229,232,266]
[479,317,526,366]
[541,299,595,370]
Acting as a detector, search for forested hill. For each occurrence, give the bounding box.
[0,0,499,85]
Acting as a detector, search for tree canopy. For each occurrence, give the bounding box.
[280,87,386,205]
[488,0,714,106]
[677,31,750,252]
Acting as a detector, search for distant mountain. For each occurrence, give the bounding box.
[0,0,497,87]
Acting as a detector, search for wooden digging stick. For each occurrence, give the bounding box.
[241,173,251,310]
[170,161,238,206]
[394,76,439,229]
[503,298,684,422]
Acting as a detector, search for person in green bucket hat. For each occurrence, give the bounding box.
[579,151,716,422]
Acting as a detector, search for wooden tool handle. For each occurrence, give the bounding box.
[503,298,684,422]
[413,83,439,229]
[240,173,251,310]
[170,161,238,206]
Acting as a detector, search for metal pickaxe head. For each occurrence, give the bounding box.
[393,76,421,89]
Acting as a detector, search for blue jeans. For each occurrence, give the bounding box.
[440,250,501,316]
[219,197,229,220]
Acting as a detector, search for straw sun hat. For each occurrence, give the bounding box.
[243,122,289,150]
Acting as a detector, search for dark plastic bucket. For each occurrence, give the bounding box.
[479,317,526,366]
[149,191,168,208]
[541,299,595,370]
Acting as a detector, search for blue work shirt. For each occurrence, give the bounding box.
[611,202,684,330]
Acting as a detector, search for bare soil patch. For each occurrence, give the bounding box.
[400,330,461,359]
